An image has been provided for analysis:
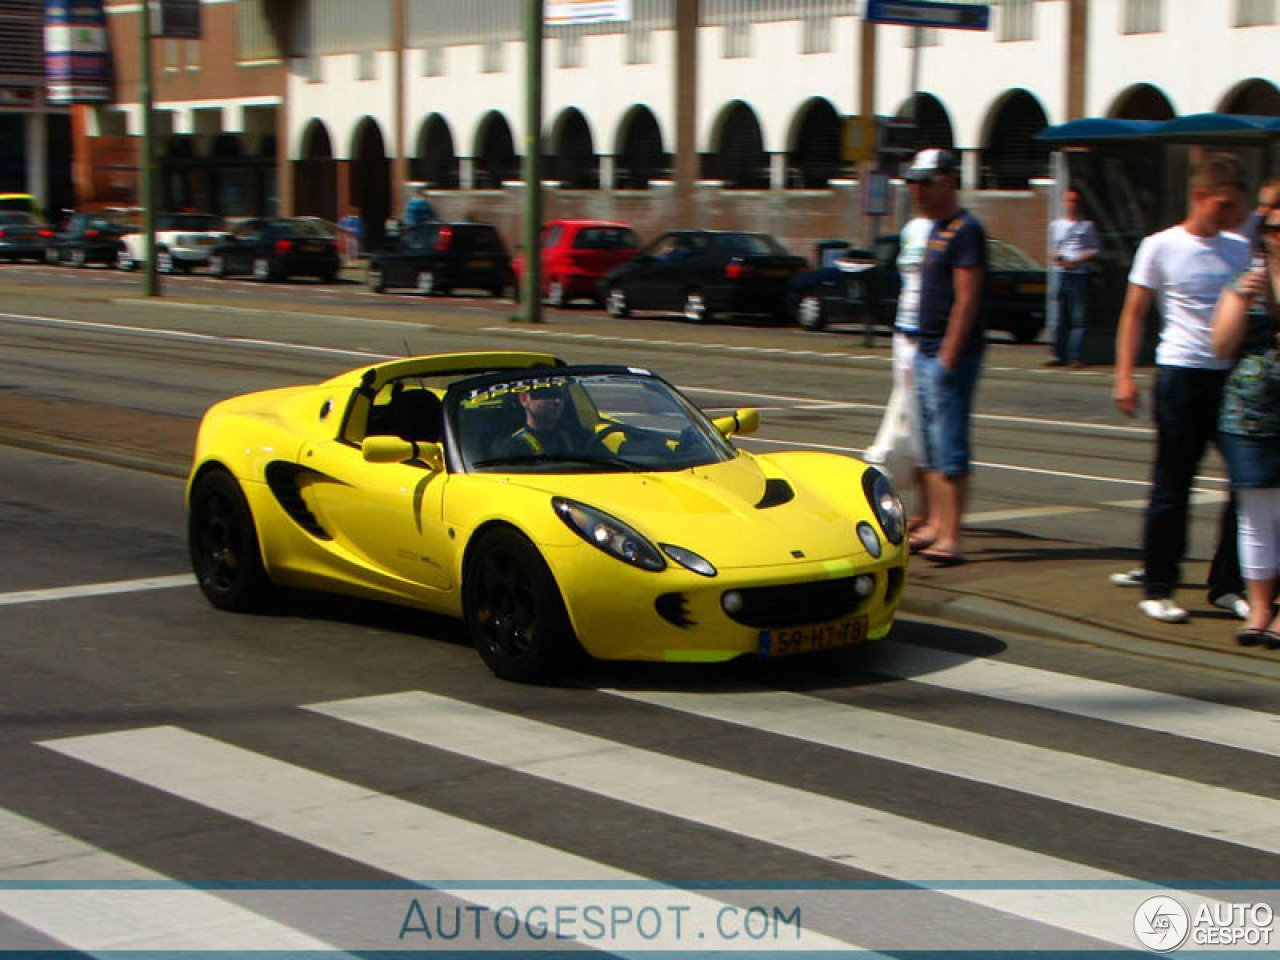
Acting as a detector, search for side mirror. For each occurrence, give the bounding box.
[711,408,759,438]
[362,436,444,471]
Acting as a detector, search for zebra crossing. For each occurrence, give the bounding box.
[4,641,1280,955]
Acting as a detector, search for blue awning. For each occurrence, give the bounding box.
[1037,113,1280,144]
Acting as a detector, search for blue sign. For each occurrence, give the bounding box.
[861,0,990,31]
[44,0,112,104]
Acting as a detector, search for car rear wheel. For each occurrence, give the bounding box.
[1009,318,1042,344]
[416,269,436,295]
[209,254,228,278]
[70,247,86,268]
[45,247,59,265]
[157,250,174,274]
[188,468,274,612]
[252,257,276,282]
[797,293,827,331]
[463,526,579,683]
[366,264,385,292]
[683,288,712,323]
[116,248,136,271]
[606,284,629,318]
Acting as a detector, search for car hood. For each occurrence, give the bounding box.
[494,454,869,569]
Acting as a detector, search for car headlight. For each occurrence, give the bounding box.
[861,467,905,545]
[660,543,717,577]
[553,497,667,571]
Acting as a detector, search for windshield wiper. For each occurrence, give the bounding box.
[472,453,640,471]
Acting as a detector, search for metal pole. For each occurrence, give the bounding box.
[139,0,158,296]
[521,0,543,322]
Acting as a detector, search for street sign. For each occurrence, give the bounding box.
[842,115,878,165]
[859,0,990,31]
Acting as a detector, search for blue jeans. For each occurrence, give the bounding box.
[1143,366,1238,600]
[1053,271,1089,363]
[914,351,983,477]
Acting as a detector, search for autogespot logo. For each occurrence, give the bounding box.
[1134,895,1190,952]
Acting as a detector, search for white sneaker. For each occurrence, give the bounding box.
[1211,593,1251,620]
[1139,598,1189,624]
[1110,568,1146,587]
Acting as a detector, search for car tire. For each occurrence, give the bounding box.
[319,269,337,284]
[366,264,385,292]
[252,257,275,282]
[209,254,228,278]
[45,246,59,265]
[797,294,827,331]
[1010,319,1042,344]
[188,468,274,612]
[605,284,629,318]
[70,247,86,269]
[416,269,436,296]
[116,248,136,271]
[157,249,174,275]
[683,288,712,324]
[546,278,566,308]
[463,526,579,683]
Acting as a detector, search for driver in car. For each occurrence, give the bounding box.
[491,383,595,458]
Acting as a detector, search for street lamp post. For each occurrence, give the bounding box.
[138,0,158,296]
[521,0,543,322]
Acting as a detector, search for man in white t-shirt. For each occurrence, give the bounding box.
[1112,152,1251,624]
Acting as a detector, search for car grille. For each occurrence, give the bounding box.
[723,577,864,628]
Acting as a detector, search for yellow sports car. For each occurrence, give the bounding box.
[187,351,908,681]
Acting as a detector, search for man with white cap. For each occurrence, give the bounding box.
[900,147,987,566]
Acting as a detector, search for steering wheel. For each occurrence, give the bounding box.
[585,423,630,455]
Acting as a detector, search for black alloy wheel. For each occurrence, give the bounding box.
[188,468,274,611]
[463,526,578,683]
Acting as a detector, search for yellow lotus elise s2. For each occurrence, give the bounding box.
[187,351,908,681]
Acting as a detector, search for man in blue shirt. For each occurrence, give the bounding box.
[1046,187,1100,368]
[903,148,987,566]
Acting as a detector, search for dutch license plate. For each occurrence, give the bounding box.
[759,614,867,658]
[468,259,492,268]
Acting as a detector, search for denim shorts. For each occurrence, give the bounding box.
[914,350,983,476]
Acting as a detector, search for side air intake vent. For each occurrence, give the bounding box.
[755,477,795,509]
[265,462,331,540]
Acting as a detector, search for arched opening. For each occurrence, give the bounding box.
[788,97,846,188]
[980,89,1050,189]
[414,113,459,189]
[351,116,390,248]
[1108,83,1175,120]
[615,105,668,189]
[474,111,518,189]
[295,119,336,222]
[710,100,768,190]
[1218,78,1280,116]
[893,92,955,155]
[551,108,598,189]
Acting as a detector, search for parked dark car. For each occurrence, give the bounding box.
[602,230,808,323]
[208,217,341,282]
[0,211,54,262]
[787,234,1048,342]
[46,211,134,267]
[366,221,513,297]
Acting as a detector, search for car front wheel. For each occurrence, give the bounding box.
[209,254,228,278]
[252,257,275,282]
[70,247,86,268]
[188,468,274,612]
[116,248,136,271]
[606,284,630,318]
[463,526,578,683]
[546,278,566,307]
[797,294,827,331]
[157,250,175,274]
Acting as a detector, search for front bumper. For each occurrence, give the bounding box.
[551,543,908,662]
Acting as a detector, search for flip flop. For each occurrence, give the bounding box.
[908,532,936,554]
[920,547,966,567]
[1236,628,1269,647]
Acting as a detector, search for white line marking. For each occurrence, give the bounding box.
[606,687,1280,857]
[0,807,338,951]
[0,574,194,607]
[113,298,393,327]
[964,505,1096,524]
[865,641,1280,758]
[41,726,862,953]
[305,690,1182,949]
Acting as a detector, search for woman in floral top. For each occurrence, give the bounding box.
[1213,203,1280,645]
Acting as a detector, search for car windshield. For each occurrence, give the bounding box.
[712,233,788,256]
[573,227,638,250]
[280,218,334,238]
[158,213,223,232]
[988,239,1041,270]
[451,370,737,474]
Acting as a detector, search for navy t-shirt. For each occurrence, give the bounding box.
[916,209,987,357]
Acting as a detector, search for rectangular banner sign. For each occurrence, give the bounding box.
[44,0,111,104]
[547,0,632,25]
[860,0,990,31]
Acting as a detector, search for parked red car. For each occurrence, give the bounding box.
[513,219,641,307]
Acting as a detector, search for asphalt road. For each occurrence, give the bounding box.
[2,264,1277,955]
